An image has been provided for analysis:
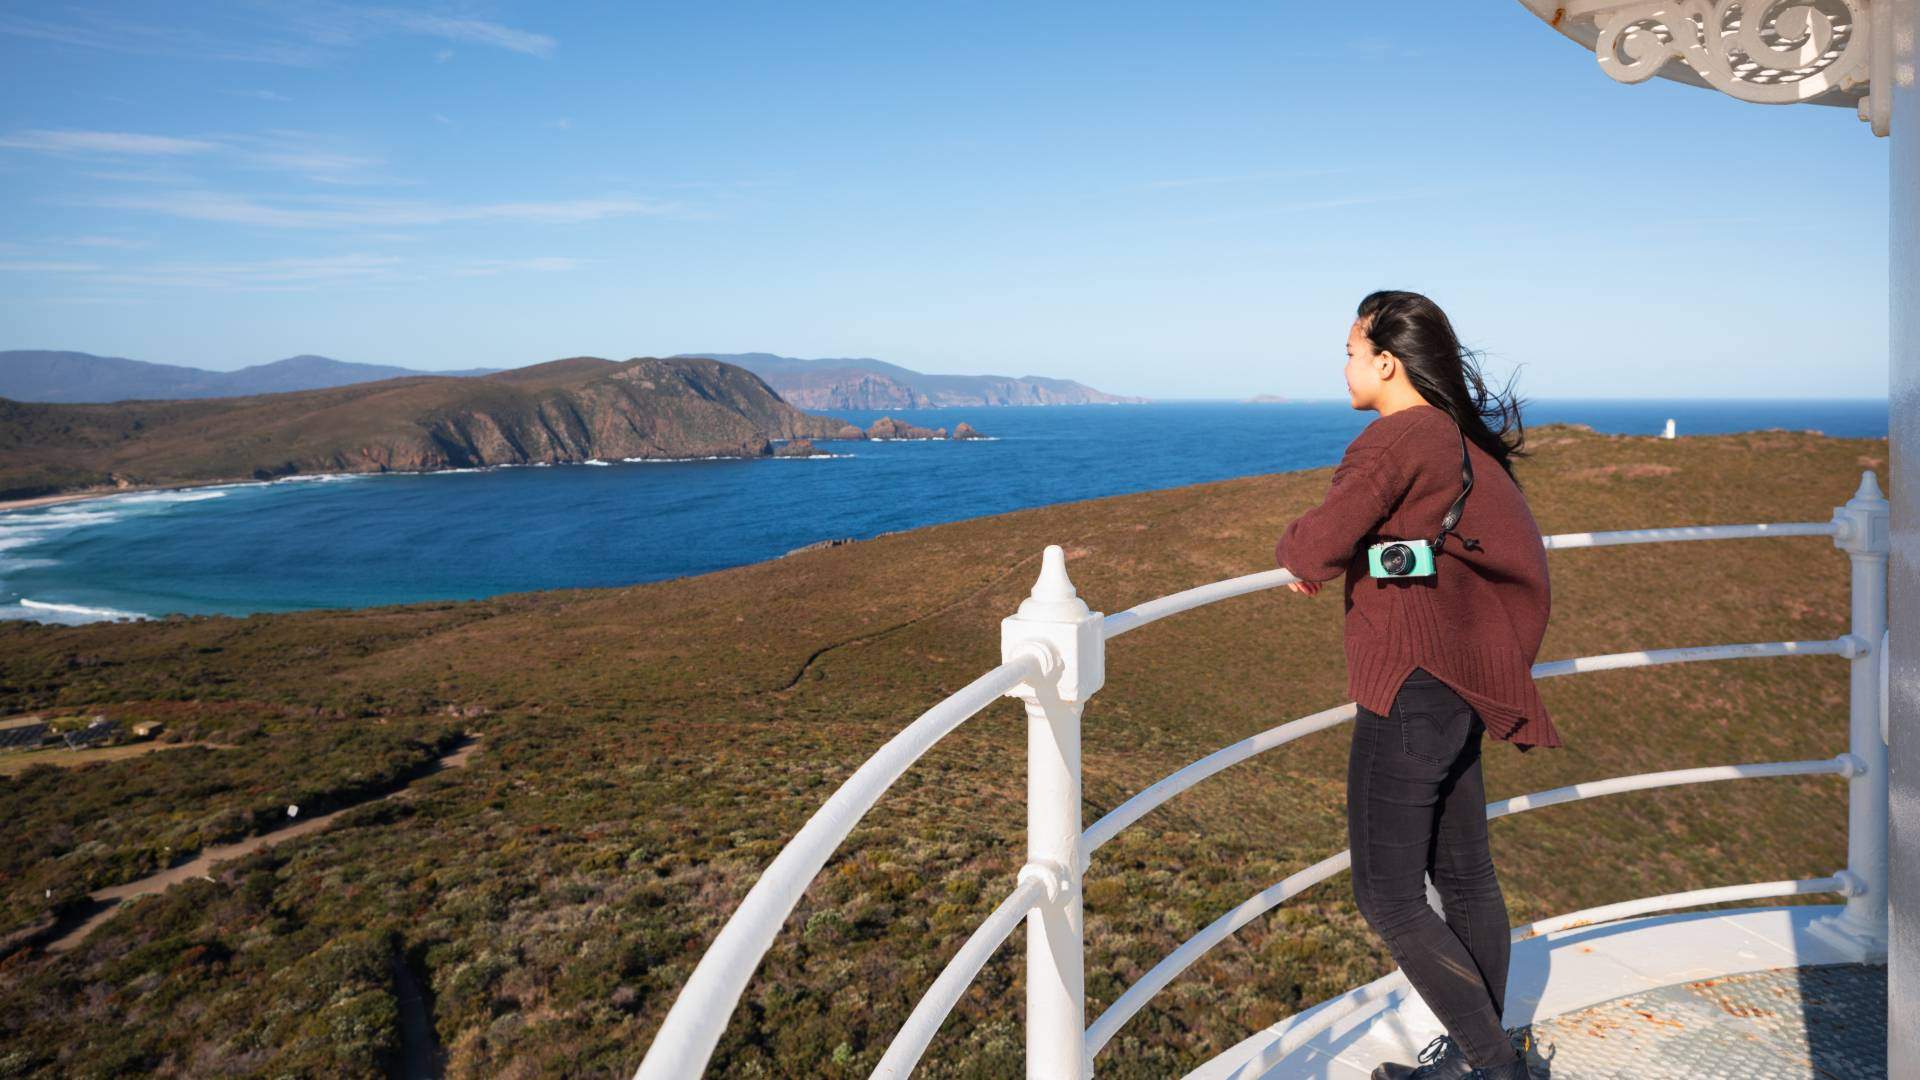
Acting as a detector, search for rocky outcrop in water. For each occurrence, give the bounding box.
[867,417,947,440]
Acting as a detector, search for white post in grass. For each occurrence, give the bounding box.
[1812,471,1891,958]
[1002,545,1104,1080]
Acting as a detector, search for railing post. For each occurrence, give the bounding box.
[1811,470,1891,959]
[1002,545,1104,1079]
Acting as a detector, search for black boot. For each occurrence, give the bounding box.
[1504,1025,1551,1078]
[1370,1034,1473,1080]
[1371,1027,1547,1080]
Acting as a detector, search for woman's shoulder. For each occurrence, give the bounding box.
[1351,404,1451,452]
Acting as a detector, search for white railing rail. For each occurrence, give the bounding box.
[636,471,1890,1079]
[633,652,1048,1079]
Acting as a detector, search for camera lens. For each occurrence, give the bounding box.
[1381,544,1411,575]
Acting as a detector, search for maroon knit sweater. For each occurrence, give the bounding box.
[1273,404,1561,752]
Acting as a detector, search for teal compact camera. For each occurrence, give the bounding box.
[1368,538,1435,577]
[1365,422,1479,579]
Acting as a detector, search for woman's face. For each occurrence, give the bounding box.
[1344,318,1384,411]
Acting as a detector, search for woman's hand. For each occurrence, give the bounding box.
[1285,578,1323,597]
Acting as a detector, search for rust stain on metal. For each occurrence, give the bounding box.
[1631,1008,1687,1030]
[1551,7,1567,27]
[1691,990,1777,1019]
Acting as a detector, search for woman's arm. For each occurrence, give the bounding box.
[1274,441,1398,583]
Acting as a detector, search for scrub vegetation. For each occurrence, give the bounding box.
[0,422,1883,1077]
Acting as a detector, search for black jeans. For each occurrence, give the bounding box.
[1348,666,1516,1069]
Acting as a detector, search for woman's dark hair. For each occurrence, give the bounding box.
[1355,289,1530,489]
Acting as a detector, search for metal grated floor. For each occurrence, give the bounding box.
[1522,963,1886,1079]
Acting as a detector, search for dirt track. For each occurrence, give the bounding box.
[45,735,480,954]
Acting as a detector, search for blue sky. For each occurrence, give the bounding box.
[0,2,1891,399]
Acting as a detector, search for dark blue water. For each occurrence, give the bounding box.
[0,399,1887,622]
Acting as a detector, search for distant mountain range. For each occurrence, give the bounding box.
[0,349,1146,409]
[0,351,499,403]
[0,357,853,501]
[676,353,1148,409]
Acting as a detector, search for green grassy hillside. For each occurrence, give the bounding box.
[0,422,1885,1077]
[0,356,852,500]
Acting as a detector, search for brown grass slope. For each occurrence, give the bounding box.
[0,356,851,500]
[0,423,1888,1078]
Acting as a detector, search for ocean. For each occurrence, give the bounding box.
[0,399,1888,624]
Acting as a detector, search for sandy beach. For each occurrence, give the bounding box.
[0,480,241,515]
[0,490,128,514]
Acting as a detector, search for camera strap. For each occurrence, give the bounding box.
[1429,424,1482,557]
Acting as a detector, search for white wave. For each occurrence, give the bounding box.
[107,489,227,506]
[5,508,121,530]
[0,487,241,579]
[620,455,736,463]
[579,459,612,466]
[271,473,364,484]
[2,598,150,624]
[773,453,854,460]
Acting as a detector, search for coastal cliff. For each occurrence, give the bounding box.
[0,357,853,500]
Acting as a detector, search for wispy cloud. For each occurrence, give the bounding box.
[1,251,591,291]
[0,10,326,66]
[223,129,384,184]
[1144,167,1348,190]
[80,190,676,229]
[0,4,555,67]
[454,256,585,276]
[227,88,291,102]
[0,253,408,292]
[63,235,146,249]
[103,253,407,288]
[36,295,150,305]
[0,129,218,155]
[2,126,389,185]
[372,11,554,58]
[0,260,106,273]
[81,167,201,184]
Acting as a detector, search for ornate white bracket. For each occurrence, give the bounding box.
[1543,1,1892,135]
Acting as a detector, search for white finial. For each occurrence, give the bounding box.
[1855,469,1884,502]
[1018,544,1091,621]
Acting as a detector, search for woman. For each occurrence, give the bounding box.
[1273,290,1558,1080]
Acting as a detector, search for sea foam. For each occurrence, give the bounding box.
[3,598,150,624]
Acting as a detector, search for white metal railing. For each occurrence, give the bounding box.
[635,471,1891,1080]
